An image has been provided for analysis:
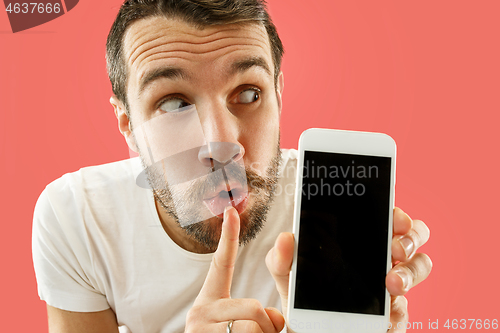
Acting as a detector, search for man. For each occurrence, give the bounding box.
[32,0,432,332]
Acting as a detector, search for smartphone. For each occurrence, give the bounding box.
[287,128,396,333]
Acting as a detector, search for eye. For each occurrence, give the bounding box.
[159,97,191,112]
[232,88,260,104]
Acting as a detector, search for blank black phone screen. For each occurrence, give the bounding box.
[294,151,392,315]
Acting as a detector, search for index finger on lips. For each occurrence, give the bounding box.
[198,206,240,301]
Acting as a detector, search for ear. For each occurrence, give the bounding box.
[276,71,284,115]
[110,95,138,153]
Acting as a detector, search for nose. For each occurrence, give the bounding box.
[198,142,243,168]
[196,100,244,168]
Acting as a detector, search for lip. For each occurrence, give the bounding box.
[202,181,249,218]
[203,180,243,200]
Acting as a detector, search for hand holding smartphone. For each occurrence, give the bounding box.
[287,128,396,333]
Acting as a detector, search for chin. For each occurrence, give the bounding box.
[187,196,257,250]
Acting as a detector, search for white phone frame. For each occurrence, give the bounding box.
[287,128,396,333]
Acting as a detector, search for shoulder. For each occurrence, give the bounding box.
[45,157,142,195]
[280,148,298,165]
[39,158,142,209]
[278,148,298,183]
[32,159,144,312]
[33,158,145,242]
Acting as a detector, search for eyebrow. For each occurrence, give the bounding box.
[138,67,189,96]
[230,56,272,77]
[138,56,271,96]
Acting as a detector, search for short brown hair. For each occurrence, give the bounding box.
[106,0,284,110]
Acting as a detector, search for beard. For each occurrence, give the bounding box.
[142,142,282,252]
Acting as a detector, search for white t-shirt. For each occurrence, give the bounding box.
[33,149,298,333]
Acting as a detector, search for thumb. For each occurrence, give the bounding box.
[266,232,294,314]
[265,307,285,332]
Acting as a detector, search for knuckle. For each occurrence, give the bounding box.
[401,253,432,286]
[212,255,234,271]
[405,259,419,280]
[401,296,408,309]
[186,305,205,325]
[248,298,264,316]
[392,236,406,258]
[409,228,419,242]
[186,307,196,320]
[397,307,409,322]
[413,220,430,243]
[423,222,431,240]
[415,252,433,271]
[184,324,200,333]
[390,297,409,329]
[396,296,409,314]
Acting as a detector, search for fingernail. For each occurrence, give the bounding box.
[398,236,414,259]
[395,269,410,292]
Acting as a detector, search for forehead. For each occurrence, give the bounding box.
[123,16,273,86]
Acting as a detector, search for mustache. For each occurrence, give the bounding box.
[185,161,248,200]
[172,162,276,203]
[148,158,279,207]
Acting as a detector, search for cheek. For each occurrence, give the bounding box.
[239,110,280,174]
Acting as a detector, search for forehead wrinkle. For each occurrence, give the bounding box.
[125,19,270,71]
[128,28,257,67]
[135,41,265,68]
[129,16,266,40]
[130,35,268,71]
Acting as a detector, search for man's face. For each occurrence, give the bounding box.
[120,16,283,250]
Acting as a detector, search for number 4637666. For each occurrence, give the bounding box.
[6,3,61,14]
[444,319,498,330]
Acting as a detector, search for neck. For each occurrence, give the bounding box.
[154,199,213,254]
